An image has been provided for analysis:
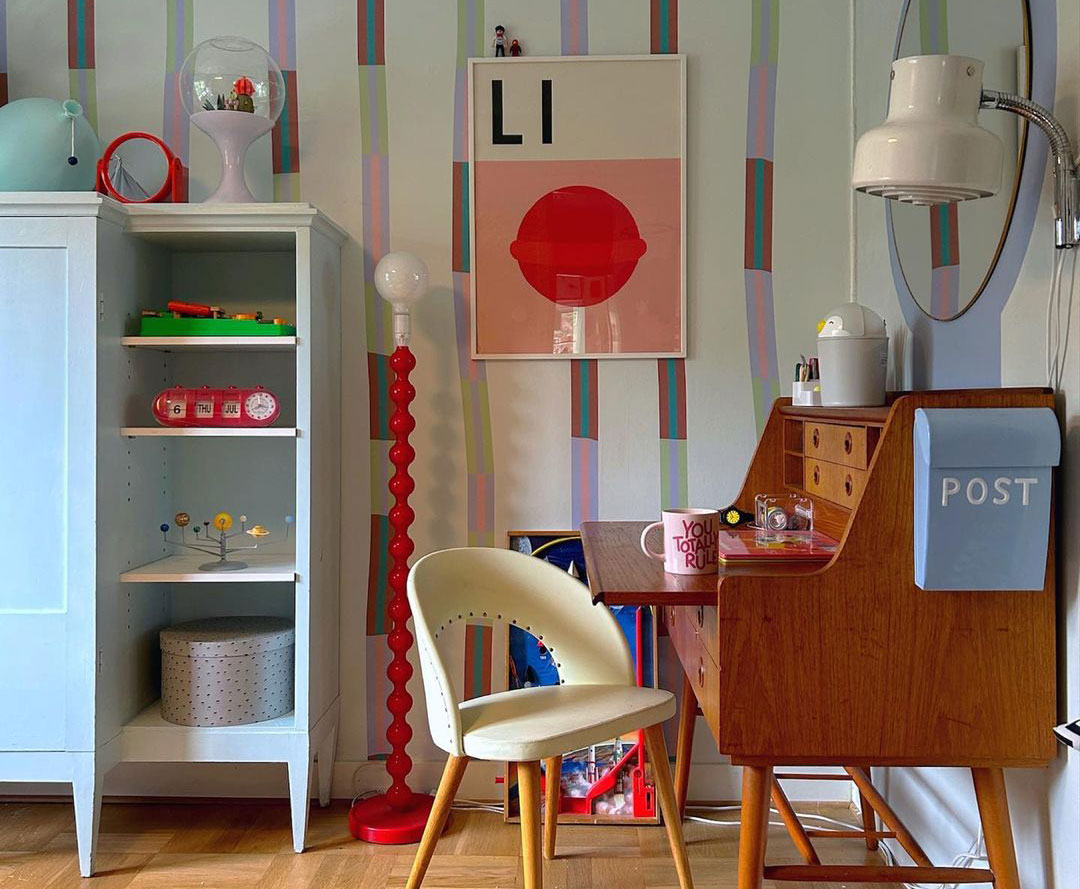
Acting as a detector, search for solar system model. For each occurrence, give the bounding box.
[158,511,293,572]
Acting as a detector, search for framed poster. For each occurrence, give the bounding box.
[469,55,686,359]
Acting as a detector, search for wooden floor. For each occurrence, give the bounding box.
[0,799,901,888]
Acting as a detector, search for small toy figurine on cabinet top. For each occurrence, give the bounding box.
[509,39,523,57]
[231,76,256,113]
[492,24,509,56]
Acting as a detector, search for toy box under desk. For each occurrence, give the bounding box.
[503,532,660,825]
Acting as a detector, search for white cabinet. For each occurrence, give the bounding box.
[0,194,344,875]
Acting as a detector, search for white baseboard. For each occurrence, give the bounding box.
[2,759,853,806]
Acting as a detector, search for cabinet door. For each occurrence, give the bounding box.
[0,218,96,752]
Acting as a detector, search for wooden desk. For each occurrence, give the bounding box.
[581,389,1056,889]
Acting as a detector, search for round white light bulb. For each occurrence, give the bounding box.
[374,251,429,309]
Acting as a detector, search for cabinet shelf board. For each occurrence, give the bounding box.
[125,701,296,733]
[121,553,297,583]
[120,426,298,438]
[121,336,297,352]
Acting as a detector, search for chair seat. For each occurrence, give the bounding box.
[458,683,676,762]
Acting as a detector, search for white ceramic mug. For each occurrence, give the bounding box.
[639,508,720,575]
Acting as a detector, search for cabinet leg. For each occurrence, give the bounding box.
[737,765,772,889]
[316,721,338,808]
[972,767,1021,889]
[858,790,879,850]
[674,672,697,816]
[72,754,104,878]
[288,745,315,853]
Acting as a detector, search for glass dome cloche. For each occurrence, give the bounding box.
[178,36,285,202]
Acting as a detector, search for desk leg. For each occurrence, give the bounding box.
[972,767,1021,889]
[674,672,697,816]
[737,764,772,889]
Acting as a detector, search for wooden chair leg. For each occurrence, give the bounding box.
[737,764,772,889]
[543,755,562,860]
[518,761,543,889]
[643,723,694,889]
[846,766,932,867]
[858,790,879,850]
[770,778,820,865]
[972,767,1021,889]
[405,755,469,889]
[674,672,697,816]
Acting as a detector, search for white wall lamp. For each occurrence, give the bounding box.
[854,54,1079,249]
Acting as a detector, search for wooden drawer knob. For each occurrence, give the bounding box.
[844,475,854,496]
[697,605,704,628]
[844,432,853,454]
[811,429,820,449]
[697,658,705,690]
[812,465,821,485]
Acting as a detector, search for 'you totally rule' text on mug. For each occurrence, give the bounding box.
[640,508,719,575]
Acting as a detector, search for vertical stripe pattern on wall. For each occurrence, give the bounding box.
[560,0,588,57]
[163,0,192,164]
[360,0,393,758]
[454,0,494,700]
[562,1,598,528]
[571,359,598,527]
[269,0,300,201]
[453,0,494,550]
[743,0,780,432]
[0,0,8,106]
[651,0,688,508]
[67,0,96,130]
[920,0,959,318]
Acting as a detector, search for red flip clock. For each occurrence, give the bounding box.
[152,386,280,427]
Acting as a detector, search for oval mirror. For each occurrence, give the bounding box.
[889,1,1030,320]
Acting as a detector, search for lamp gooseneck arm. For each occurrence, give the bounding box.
[981,89,1079,247]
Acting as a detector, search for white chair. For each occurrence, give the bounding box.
[405,547,693,889]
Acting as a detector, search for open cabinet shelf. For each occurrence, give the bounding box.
[121,336,298,352]
[121,426,298,438]
[120,553,297,583]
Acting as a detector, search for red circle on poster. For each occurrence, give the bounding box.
[509,185,647,308]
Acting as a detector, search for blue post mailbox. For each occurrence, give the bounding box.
[913,407,1060,591]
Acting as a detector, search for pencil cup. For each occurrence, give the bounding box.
[792,381,822,407]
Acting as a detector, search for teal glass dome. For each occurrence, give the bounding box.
[0,98,99,191]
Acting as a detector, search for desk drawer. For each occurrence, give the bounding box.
[804,456,866,508]
[689,604,718,665]
[669,607,720,741]
[804,422,870,469]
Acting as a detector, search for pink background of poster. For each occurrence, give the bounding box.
[474,158,682,357]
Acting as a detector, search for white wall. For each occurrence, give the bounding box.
[854,2,1080,885]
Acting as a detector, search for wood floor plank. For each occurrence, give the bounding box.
[0,799,910,888]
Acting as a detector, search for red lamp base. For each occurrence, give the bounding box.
[348,791,437,844]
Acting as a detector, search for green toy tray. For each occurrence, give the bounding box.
[139,317,296,337]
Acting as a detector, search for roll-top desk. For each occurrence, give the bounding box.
[581,388,1057,889]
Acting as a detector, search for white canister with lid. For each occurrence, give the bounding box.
[817,303,888,407]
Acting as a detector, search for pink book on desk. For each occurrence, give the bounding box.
[716,527,838,563]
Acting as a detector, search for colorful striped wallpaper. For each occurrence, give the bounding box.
[0,0,858,763]
[652,0,689,508]
[162,0,192,164]
[920,0,960,319]
[67,0,96,130]
[743,0,781,432]
[454,0,494,702]
[0,0,8,106]
[269,0,300,201]
[358,0,394,759]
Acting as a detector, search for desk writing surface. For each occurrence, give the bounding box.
[580,521,822,606]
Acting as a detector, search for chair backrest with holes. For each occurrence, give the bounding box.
[407,547,635,757]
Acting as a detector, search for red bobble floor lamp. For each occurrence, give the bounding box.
[349,251,436,843]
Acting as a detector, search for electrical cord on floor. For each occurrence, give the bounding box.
[877,828,986,889]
